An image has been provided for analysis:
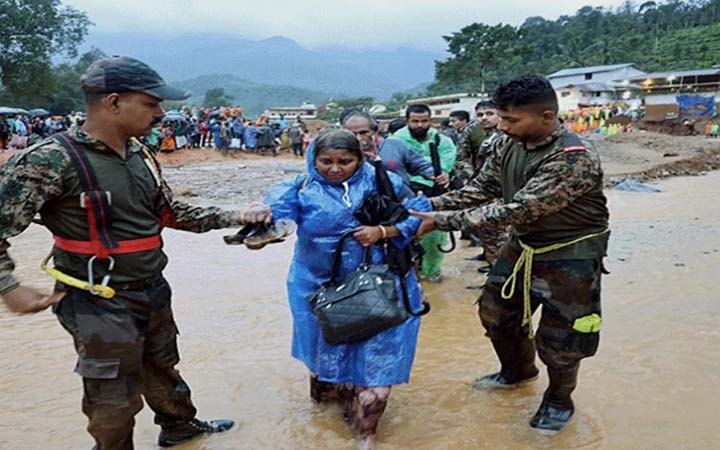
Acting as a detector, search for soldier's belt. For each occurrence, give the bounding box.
[42,251,115,299]
[43,235,161,299]
[500,229,610,339]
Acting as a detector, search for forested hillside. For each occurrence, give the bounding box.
[429,0,720,94]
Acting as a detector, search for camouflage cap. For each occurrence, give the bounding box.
[81,56,191,101]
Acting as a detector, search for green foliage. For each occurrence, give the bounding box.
[47,48,106,113]
[431,0,720,94]
[0,0,91,101]
[203,88,234,108]
[314,96,375,123]
[0,48,105,114]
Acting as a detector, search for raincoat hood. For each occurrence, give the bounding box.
[306,138,367,187]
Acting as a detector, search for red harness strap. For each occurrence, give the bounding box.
[54,235,161,255]
[52,133,164,259]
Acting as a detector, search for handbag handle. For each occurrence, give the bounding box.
[328,230,372,284]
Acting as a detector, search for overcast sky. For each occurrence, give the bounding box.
[64,0,625,50]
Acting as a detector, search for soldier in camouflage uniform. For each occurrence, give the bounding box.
[411,75,609,433]
[0,57,243,449]
[472,101,509,268]
[457,101,509,267]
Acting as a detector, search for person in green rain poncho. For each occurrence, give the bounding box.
[390,104,457,282]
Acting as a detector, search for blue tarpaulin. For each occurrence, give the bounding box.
[613,178,661,193]
[676,95,717,117]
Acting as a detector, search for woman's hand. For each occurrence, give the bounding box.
[353,226,384,247]
[239,202,272,224]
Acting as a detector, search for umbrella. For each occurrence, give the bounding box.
[162,114,186,125]
[0,107,25,115]
[29,108,51,117]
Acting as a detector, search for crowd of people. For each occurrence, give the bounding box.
[0,113,84,150]
[560,105,641,135]
[1,56,610,450]
[143,108,313,156]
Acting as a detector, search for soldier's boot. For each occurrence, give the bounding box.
[472,336,539,390]
[530,365,579,433]
[158,418,235,447]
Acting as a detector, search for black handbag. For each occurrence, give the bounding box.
[307,231,408,345]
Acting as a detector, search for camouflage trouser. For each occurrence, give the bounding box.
[53,277,196,450]
[479,244,602,369]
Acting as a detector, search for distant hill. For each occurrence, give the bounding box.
[172,74,329,116]
[79,32,443,99]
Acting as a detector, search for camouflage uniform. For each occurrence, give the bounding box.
[0,128,243,450]
[453,121,485,186]
[455,126,508,263]
[430,127,609,400]
[475,130,509,264]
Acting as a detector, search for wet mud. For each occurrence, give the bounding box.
[1,160,719,450]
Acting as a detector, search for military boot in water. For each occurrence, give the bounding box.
[472,336,539,390]
[530,365,579,433]
[158,418,235,447]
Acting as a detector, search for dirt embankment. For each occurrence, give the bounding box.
[588,131,720,183]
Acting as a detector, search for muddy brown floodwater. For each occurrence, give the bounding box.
[1,160,719,450]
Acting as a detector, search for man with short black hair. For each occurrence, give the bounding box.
[391,104,456,283]
[448,110,470,132]
[462,100,509,267]
[0,56,244,449]
[342,110,434,187]
[412,75,609,433]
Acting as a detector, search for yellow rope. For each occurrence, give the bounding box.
[500,229,609,339]
[41,250,115,299]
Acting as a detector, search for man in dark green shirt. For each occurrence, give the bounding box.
[412,75,609,433]
[0,57,243,449]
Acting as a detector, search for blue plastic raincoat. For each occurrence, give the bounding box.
[264,143,431,387]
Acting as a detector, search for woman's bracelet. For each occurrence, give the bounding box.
[378,224,387,239]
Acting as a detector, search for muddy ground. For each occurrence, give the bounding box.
[2,131,720,450]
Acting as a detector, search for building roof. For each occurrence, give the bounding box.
[557,82,615,92]
[406,93,487,104]
[548,63,640,79]
[626,68,720,81]
[557,81,641,91]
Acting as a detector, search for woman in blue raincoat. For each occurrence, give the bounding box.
[247,129,430,449]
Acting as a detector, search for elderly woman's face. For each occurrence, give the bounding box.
[315,148,361,183]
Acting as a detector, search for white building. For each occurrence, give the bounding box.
[547,63,646,89]
[626,68,720,121]
[265,102,318,120]
[555,82,619,112]
[406,93,489,119]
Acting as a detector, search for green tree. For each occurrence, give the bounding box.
[0,0,91,99]
[430,0,720,95]
[49,48,107,113]
[317,96,375,122]
[203,88,234,107]
[431,23,527,95]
